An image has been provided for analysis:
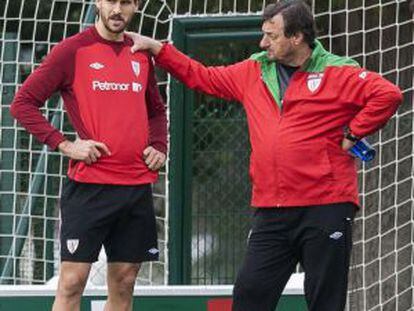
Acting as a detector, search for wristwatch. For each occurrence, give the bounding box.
[344,130,360,142]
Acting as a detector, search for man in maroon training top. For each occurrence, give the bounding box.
[10,1,167,310]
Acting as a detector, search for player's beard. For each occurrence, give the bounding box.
[100,12,131,34]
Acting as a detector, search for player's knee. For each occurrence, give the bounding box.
[58,271,87,298]
[111,273,137,296]
[120,274,136,291]
[233,275,268,300]
[232,276,278,311]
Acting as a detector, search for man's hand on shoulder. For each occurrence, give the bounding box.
[143,146,166,171]
[125,32,163,55]
[58,139,111,165]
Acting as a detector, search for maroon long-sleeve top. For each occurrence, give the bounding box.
[11,26,167,185]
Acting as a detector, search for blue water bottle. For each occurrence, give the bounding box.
[349,138,376,162]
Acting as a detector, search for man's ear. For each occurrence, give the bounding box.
[292,32,304,46]
[135,0,141,12]
[95,0,102,11]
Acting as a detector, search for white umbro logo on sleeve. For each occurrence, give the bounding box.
[359,71,368,79]
[89,62,105,70]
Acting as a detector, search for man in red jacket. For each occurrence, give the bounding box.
[128,0,402,310]
[10,0,167,310]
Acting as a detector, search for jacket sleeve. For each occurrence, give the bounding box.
[10,43,70,150]
[343,67,403,138]
[146,59,168,154]
[154,44,250,103]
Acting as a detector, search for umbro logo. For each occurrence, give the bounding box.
[329,232,343,240]
[148,248,159,255]
[89,62,105,70]
[359,71,368,79]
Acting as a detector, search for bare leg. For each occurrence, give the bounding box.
[104,262,141,311]
[52,262,91,311]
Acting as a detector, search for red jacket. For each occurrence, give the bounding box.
[11,27,167,185]
[155,41,402,207]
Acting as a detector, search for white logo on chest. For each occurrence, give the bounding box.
[131,61,140,77]
[92,80,142,93]
[132,82,142,92]
[307,73,323,92]
[89,62,105,70]
[92,80,129,91]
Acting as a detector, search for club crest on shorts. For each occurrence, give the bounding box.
[66,239,79,254]
[131,61,140,77]
[307,73,323,92]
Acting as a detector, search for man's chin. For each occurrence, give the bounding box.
[110,27,126,34]
[104,23,127,34]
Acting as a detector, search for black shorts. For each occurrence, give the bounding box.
[59,179,159,263]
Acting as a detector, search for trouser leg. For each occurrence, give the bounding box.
[232,209,299,311]
[298,203,356,311]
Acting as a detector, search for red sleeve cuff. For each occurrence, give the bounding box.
[154,43,170,63]
[150,142,167,154]
[45,131,66,151]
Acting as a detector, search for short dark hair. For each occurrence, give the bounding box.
[263,0,316,48]
[94,0,140,16]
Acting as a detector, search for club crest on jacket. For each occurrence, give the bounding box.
[307,73,323,92]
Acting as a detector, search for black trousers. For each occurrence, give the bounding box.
[232,202,356,311]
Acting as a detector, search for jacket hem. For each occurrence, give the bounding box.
[251,197,360,209]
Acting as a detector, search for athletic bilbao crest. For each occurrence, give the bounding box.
[307,73,323,92]
[66,239,79,254]
[131,61,140,77]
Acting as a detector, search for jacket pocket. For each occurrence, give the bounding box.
[281,140,333,195]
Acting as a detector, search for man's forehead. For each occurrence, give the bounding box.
[262,15,284,32]
[96,0,138,3]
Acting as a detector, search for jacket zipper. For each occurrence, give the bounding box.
[268,70,300,207]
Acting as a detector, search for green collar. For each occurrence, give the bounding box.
[249,40,359,108]
[250,39,359,72]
